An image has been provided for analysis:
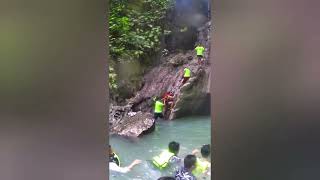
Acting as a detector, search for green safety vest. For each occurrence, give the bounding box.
[154,101,164,113]
[110,152,121,167]
[195,46,205,56]
[114,153,120,167]
[192,158,210,176]
[184,68,191,77]
[152,150,175,169]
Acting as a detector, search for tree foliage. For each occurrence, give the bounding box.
[108,0,173,95]
[109,66,117,91]
[109,0,173,60]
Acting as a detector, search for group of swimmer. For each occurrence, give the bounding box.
[109,142,211,180]
[154,44,206,120]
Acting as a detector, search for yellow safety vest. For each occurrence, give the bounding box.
[152,150,174,169]
[184,68,191,77]
[195,46,205,56]
[154,101,164,113]
[192,158,210,176]
[110,153,121,167]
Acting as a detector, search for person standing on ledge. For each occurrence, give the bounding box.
[153,96,165,120]
[195,44,205,65]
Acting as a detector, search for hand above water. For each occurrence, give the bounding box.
[133,159,142,165]
[128,159,142,170]
[192,149,200,155]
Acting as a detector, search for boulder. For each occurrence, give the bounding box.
[110,111,155,137]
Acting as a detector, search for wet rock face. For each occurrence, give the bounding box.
[109,21,212,137]
[169,68,211,119]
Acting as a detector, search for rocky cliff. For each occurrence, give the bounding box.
[109,21,212,137]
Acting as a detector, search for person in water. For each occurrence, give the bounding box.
[180,67,191,87]
[174,154,197,180]
[195,44,205,65]
[152,141,181,170]
[191,144,211,177]
[154,96,165,120]
[162,91,175,110]
[109,145,142,173]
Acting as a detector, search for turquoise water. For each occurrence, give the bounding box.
[109,116,211,180]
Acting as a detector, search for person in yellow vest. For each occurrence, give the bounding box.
[191,144,211,177]
[154,96,165,120]
[195,44,205,65]
[180,67,191,88]
[152,141,181,170]
[109,145,142,173]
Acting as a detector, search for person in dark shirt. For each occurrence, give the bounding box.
[174,154,197,180]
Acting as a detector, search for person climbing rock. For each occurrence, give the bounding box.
[180,67,191,87]
[174,154,197,180]
[154,97,165,120]
[152,141,181,170]
[109,145,142,173]
[162,91,175,110]
[191,144,211,177]
[195,44,205,65]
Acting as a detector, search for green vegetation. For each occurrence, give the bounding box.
[108,0,173,96]
[109,66,117,91]
[109,0,172,60]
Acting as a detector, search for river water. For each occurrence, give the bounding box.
[109,116,211,180]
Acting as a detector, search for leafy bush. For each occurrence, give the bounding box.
[109,0,173,60]
[108,0,173,94]
[109,66,117,91]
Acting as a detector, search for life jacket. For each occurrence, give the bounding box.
[184,68,191,77]
[192,158,210,176]
[152,150,175,169]
[195,46,205,56]
[109,153,121,167]
[154,101,164,113]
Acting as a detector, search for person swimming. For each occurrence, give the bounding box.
[174,154,197,180]
[191,144,211,177]
[152,141,182,170]
[108,145,142,173]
